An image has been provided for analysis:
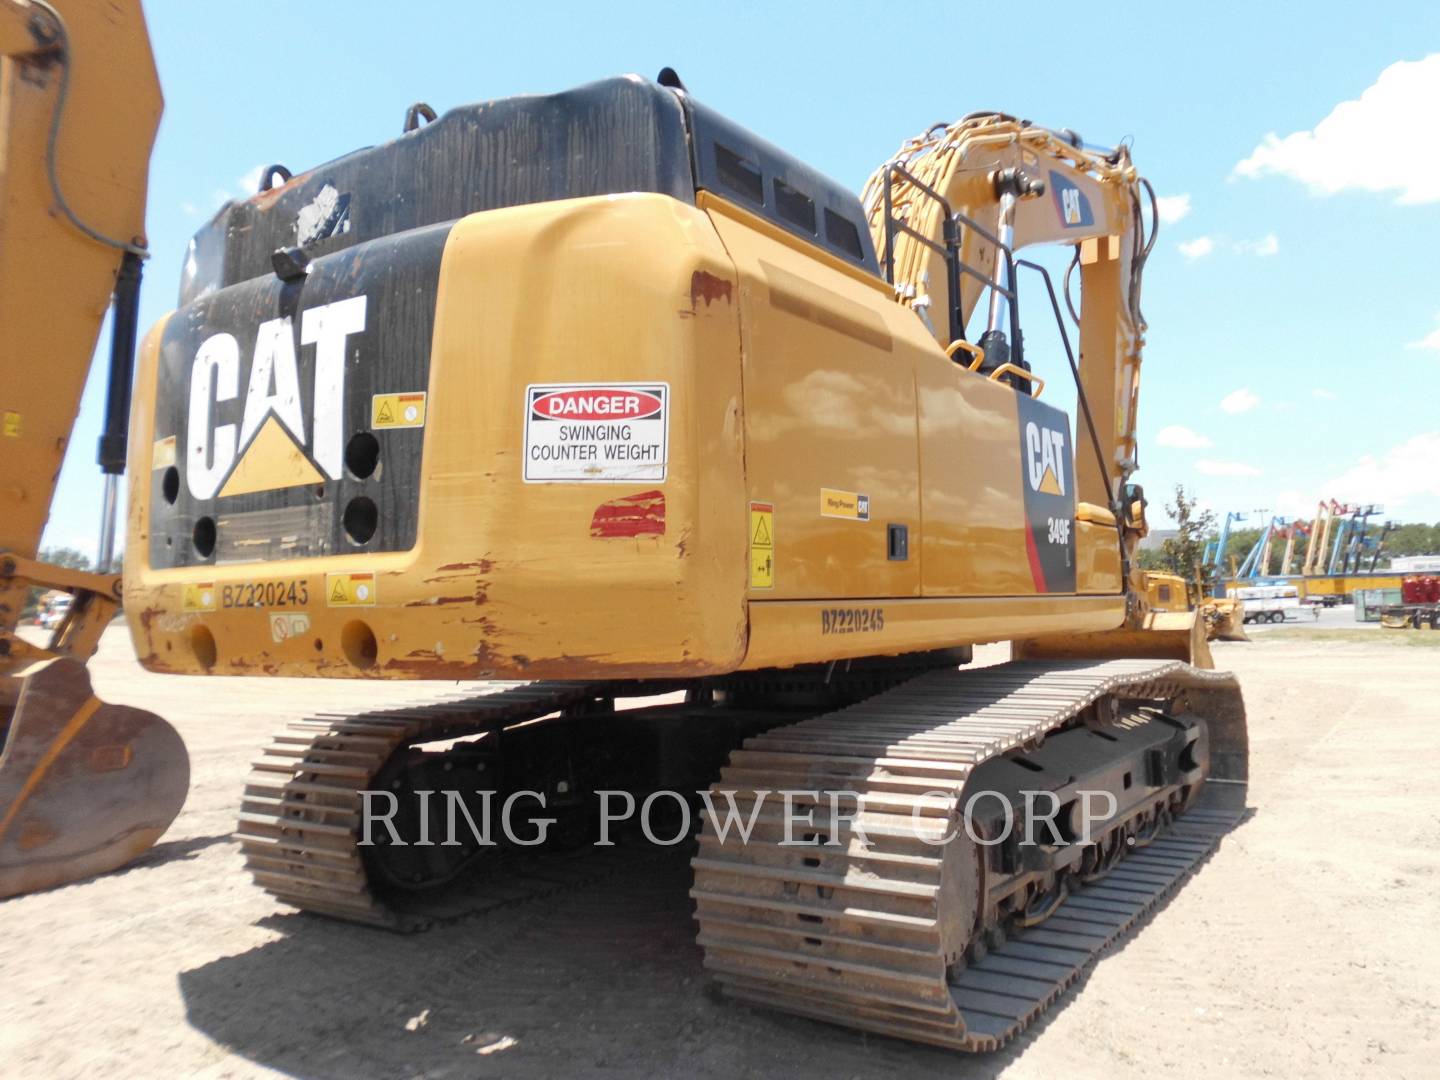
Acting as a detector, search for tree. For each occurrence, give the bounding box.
[38,546,92,571]
[1157,485,1214,579]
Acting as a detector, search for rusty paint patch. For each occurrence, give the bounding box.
[689,270,733,311]
[590,490,665,538]
[405,595,472,607]
[435,558,494,573]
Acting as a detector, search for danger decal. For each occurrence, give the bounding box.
[523,383,669,483]
[1016,393,1076,593]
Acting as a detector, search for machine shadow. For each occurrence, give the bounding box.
[177,845,1009,1080]
[178,808,1252,1080]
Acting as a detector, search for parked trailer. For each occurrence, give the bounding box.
[1381,575,1440,631]
[1233,584,1304,624]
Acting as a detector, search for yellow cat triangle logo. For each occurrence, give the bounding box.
[1037,465,1063,496]
[218,415,324,498]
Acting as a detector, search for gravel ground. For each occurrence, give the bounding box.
[1,625,1436,1079]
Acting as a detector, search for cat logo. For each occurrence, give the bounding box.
[1025,421,1067,497]
[1062,188,1082,225]
[1048,170,1094,230]
[185,296,367,500]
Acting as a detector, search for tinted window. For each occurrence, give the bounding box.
[715,144,763,205]
[774,178,816,234]
[824,208,864,259]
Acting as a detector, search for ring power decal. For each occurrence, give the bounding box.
[523,383,669,483]
[820,488,870,521]
[1016,393,1076,593]
[750,501,774,589]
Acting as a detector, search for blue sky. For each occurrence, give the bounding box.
[42,0,1440,557]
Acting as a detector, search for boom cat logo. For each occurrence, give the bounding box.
[185,296,367,500]
[1048,170,1094,229]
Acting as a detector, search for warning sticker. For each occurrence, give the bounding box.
[820,488,870,521]
[372,392,427,429]
[152,435,177,470]
[182,582,217,613]
[326,572,376,607]
[2,411,20,438]
[270,612,311,642]
[750,501,774,590]
[523,382,669,483]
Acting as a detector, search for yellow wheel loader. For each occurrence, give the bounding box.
[3,3,1248,1052]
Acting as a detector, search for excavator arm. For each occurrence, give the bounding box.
[0,0,186,898]
[862,115,1209,664]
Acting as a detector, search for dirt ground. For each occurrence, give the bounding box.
[2,625,1437,1079]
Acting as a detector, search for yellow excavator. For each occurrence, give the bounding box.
[3,1,1248,1053]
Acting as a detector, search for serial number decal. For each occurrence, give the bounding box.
[821,607,886,635]
[221,581,310,609]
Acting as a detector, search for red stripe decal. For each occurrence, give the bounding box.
[1024,527,1049,592]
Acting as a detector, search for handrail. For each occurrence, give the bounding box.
[987,363,1044,397]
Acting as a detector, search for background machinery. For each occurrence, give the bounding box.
[1140,571,1249,641]
[3,1,1248,1053]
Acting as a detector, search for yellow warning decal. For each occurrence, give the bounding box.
[2,412,20,438]
[327,571,376,607]
[372,392,427,430]
[750,501,774,590]
[151,435,177,470]
[182,582,218,613]
[820,488,870,521]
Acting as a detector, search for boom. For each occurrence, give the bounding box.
[0,0,185,899]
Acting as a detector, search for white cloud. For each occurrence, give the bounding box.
[1273,489,1314,519]
[1312,388,1338,400]
[1407,315,1440,350]
[1220,387,1260,414]
[1155,194,1191,226]
[1196,459,1262,477]
[1233,54,1440,205]
[236,165,265,197]
[1325,432,1440,509]
[1236,233,1280,256]
[1178,236,1214,259]
[180,201,200,217]
[1155,424,1212,449]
